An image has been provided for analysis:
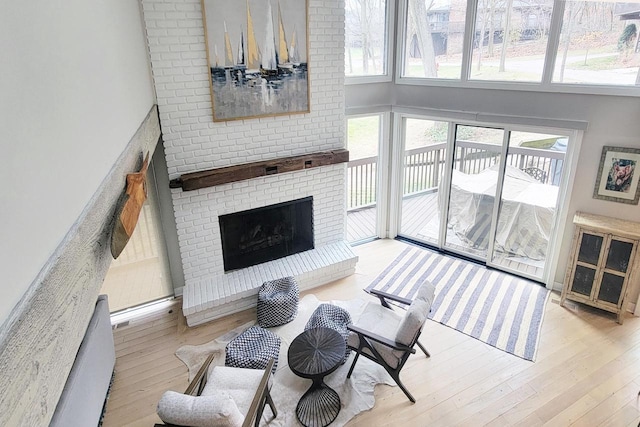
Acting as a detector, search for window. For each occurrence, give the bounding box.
[400,0,640,91]
[470,0,554,82]
[345,0,389,77]
[101,163,173,312]
[552,0,640,86]
[346,115,382,243]
[403,0,469,79]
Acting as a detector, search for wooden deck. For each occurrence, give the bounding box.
[347,191,544,277]
[347,191,440,243]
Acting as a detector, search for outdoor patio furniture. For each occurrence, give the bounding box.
[522,166,548,183]
[446,165,557,260]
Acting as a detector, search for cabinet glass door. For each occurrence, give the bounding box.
[570,231,605,298]
[605,239,633,273]
[571,265,597,296]
[577,233,603,265]
[598,273,625,305]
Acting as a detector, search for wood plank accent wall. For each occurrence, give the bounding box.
[169,149,349,191]
[0,106,161,426]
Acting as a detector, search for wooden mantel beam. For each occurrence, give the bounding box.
[169,149,349,191]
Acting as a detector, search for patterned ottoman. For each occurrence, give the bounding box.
[305,303,352,362]
[225,326,281,373]
[257,277,299,328]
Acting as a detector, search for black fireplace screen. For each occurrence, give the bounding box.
[219,197,314,272]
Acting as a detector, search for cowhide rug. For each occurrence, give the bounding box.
[175,294,395,426]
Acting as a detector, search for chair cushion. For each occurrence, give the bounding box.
[394,299,429,346]
[414,281,436,305]
[395,282,435,345]
[157,390,244,427]
[257,277,299,327]
[347,302,404,368]
[201,366,266,415]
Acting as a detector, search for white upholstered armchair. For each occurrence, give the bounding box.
[155,356,277,427]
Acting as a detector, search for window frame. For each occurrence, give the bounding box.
[345,111,392,241]
[393,0,640,97]
[345,0,395,84]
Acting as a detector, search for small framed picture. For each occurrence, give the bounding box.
[593,146,640,205]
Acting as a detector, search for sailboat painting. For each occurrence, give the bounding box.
[201,0,309,121]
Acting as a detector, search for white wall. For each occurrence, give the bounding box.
[0,1,155,326]
[347,83,640,301]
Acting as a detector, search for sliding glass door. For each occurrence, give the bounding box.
[398,118,568,282]
[399,118,449,246]
[490,131,566,278]
[444,125,503,260]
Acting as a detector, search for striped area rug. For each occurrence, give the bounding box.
[366,245,549,361]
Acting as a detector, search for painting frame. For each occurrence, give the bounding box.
[201,0,310,122]
[593,146,640,205]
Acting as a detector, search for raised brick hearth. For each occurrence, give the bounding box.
[183,241,357,326]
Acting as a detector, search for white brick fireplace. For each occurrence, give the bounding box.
[142,0,356,325]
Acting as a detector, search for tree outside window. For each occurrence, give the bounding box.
[402,0,640,86]
[553,0,640,86]
[345,0,388,77]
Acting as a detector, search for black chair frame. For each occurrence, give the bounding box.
[346,289,430,403]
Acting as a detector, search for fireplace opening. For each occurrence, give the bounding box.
[219,197,314,272]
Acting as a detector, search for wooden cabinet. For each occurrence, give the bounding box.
[561,212,640,324]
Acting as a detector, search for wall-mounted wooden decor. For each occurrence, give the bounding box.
[111,152,150,258]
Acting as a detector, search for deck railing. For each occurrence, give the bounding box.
[347,140,565,210]
[347,156,378,209]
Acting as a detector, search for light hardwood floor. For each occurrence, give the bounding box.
[102,239,640,427]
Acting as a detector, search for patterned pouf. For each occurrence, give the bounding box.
[305,303,352,362]
[257,277,299,328]
[225,326,281,373]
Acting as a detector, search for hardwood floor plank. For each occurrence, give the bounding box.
[584,375,640,425]
[535,345,640,425]
[100,239,640,427]
[600,402,640,427]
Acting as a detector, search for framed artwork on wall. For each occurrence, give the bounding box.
[201,0,310,122]
[593,146,640,205]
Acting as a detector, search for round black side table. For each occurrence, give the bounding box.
[287,327,346,427]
